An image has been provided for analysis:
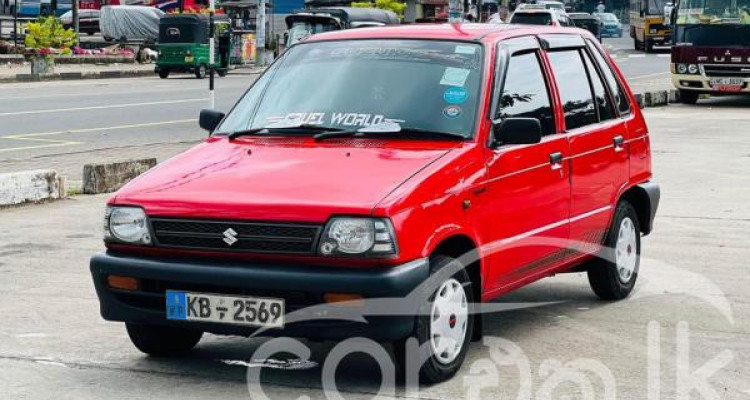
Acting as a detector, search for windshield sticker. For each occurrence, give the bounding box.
[443,87,468,105]
[442,105,462,119]
[267,113,405,128]
[440,67,471,87]
[454,45,477,55]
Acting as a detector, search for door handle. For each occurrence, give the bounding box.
[549,152,563,170]
[613,135,625,152]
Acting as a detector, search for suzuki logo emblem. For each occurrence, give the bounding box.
[223,228,238,246]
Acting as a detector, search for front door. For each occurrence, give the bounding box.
[480,40,572,295]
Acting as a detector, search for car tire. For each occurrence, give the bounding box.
[393,255,474,384]
[195,64,207,79]
[158,69,170,79]
[679,90,700,104]
[217,69,228,77]
[588,201,641,301]
[634,38,642,50]
[644,39,653,53]
[126,323,202,356]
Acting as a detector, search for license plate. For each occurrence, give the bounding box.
[166,291,284,328]
[185,56,194,63]
[710,78,744,92]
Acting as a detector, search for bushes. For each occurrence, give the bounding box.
[24,16,77,53]
[351,0,407,16]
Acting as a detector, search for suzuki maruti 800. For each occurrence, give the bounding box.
[91,24,660,383]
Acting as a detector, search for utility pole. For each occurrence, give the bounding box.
[13,0,18,46]
[448,0,462,22]
[255,0,266,67]
[209,0,216,108]
[73,0,79,43]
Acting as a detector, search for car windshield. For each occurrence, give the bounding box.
[676,0,750,24]
[600,13,618,21]
[217,39,484,139]
[511,12,553,25]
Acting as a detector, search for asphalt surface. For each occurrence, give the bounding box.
[2,33,749,400]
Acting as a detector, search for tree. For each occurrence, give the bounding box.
[352,0,406,17]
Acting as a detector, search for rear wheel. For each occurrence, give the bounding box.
[195,64,207,79]
[644,39,653,53]
[126,323,202,356]
[217,69,228,77]
[634,38,643,51]
[679,90,700,104]
[393,255,474,384]
[158,69,170,79]
[588,201,641,300]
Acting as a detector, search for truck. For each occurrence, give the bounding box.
[630,0,673,51]
[669,0,750,103]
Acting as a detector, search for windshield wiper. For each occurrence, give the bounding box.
[313,122,466,141]
[226,124,351,140]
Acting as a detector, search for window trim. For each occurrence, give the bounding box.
[546,48,599,132]
[490,41,557,146]
[585,39,632,117]
[580,47,618,124]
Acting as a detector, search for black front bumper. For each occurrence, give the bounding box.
[90,252,429,341]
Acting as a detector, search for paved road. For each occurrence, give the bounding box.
[1,98,749,399]
[600,31,673,93]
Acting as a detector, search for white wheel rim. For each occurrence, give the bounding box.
[615,217,638,283]
[429,278,468,364]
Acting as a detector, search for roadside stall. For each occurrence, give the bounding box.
[217,0,271,65]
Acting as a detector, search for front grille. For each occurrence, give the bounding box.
[151,218,322,254]
[703,64,750,78]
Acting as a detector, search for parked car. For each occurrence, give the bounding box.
[90,24,659,384]
[60,9,100,35]
[595,12,623,37]
[284,7,399,47]
[99,5,163,43]
[569,12,603,41]
[509,8,574,26]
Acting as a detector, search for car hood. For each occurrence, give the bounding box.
[113,137,457,222]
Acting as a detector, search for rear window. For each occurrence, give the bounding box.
[511,13,553,25]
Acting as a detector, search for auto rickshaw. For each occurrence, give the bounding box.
[155,13,231,79]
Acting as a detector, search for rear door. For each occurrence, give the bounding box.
[481,37,572,293]
[543,34,629,255]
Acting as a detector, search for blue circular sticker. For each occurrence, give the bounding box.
[443,87,468,105]
[443,105,462,119]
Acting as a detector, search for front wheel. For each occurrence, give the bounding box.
[217,69,228,77]
[588,201,641,300]
[126,323,202,356]
[679,90,700,105]
[195,64,207,79]
[158,69,170,79]
[393,255,474,384]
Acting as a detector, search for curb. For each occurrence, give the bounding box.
[0,69,155,84]
[0,170,66,207]
[634,89,680,108]
[83,158,157,195]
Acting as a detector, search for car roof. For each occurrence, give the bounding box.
[303,23,589,43]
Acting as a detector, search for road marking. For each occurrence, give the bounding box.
[0,98,206,117]
[0,119,195,139]
[628,54,647,58]
[629,72,671,80]
[657,54,671,58]
[0,119,195,153]
[0,87,210,101]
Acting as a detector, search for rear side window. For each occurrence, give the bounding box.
[496,52,555,136]
[581,50,616,122]
[547,50,597,130]
[586,40,631,116]
[511,13,553,25]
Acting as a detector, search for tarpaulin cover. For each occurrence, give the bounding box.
[100,6,165,42]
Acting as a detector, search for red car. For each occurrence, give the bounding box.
[91,24,659,383]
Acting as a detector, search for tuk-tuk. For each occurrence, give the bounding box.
[155,14,231,79]
[569,12,603,41]
[284,7,399,47]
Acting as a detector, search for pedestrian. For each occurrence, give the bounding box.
[596,1,606,14]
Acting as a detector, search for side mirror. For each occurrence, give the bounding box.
[199,109,225,133]
[491,118,542,147]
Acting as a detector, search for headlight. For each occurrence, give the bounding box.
[104,206,152,245]
[319,217,397,256]
[688,64,699,74]
[677,64,688,74]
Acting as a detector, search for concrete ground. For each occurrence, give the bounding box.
[0,62,155,78]
[1,97,749,399]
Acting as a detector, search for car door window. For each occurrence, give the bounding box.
[586,40,631,116]
[547,50,597,130]
[496,51,555,136]
[581,50,616,122]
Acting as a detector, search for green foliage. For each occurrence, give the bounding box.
[352,0,406,16]
[24,16,77,51]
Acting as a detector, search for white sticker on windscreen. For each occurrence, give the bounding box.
[440,67,471,87]
[454,45,477,55]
